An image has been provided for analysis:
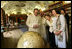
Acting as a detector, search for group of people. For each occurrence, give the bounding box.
[26,8,69,48]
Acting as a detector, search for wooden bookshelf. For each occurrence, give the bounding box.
[1,8,6,27]
[49,1,62,7]
[48,1,63,10]
[9,14,28,25]
[44,3,71,13]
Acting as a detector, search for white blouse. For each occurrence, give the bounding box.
[46,17,55,33]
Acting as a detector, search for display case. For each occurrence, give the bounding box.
[9,14,28,25]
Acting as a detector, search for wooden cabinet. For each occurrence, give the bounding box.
[44,1,71,13]
[48,1,63,10]
[9,14,28,25]
[1,8,6,27]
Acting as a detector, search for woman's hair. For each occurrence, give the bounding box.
[51,9,60,14]
[60,8,66,13]
[44,13,51,18]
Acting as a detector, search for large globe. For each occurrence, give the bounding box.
[17,31,45,48]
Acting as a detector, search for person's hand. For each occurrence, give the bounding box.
[54,31,62,36]
[33,24,39,28]
[54,32,59,35]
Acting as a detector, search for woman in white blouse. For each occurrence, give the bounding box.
[44,14,56,48]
